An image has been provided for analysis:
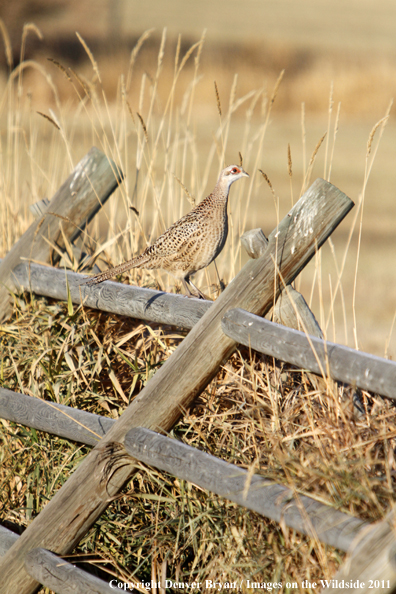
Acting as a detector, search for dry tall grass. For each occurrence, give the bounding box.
[1,27,396,593]
[2,292,396,592]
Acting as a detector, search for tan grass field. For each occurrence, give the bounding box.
[1,2,396,591]
[1,0,396,356]
[1,63,395,356]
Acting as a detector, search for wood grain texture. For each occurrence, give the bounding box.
[0,525,18,558]
[221,309,396,400]
[271,286,323,338]
[240,227,268,258]
[125,428,367,552]
[0,147,123,322]
[25,548,114,594]
[241,228,323,338]
[0,178,354,593]
[12,262,212,330]
[0,389,367,553]
[321,510,396,593]
[0,388,114,446]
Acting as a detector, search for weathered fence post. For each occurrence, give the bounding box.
[241,227,323,338]
[0,178,353,593]
[0,147,123,322]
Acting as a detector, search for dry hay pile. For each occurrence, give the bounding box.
[1,292,396,592]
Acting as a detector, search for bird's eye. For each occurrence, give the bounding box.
[232,167,239,174]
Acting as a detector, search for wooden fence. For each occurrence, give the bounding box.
[0,147,395,593]
[9,259,396,403]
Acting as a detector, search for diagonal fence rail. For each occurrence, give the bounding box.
[0,147,123,323]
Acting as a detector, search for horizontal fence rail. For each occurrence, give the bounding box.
[10,259,324,338]
[1,532,118,594]
[124,428,367,552]
[0,525,18,557]
[221,308,396,400]
[0,388,113,446]
[0,388,367,553]
[11,261,211,330]
[25,548,114,594]
[11,261,396,401]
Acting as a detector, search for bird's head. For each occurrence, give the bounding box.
[219,164,250,192]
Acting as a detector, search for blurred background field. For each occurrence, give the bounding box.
[1,0,396,356]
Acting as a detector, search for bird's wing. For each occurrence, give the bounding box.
[145,211,204,258]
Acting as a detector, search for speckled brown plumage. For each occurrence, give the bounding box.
[83,165,249,298]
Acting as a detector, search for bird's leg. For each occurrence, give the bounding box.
[213,259,225,293]
[186,278,207,300]
[181,278,196,298]
[181,278,205,299]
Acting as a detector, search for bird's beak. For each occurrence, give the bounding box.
[242,168,250,178]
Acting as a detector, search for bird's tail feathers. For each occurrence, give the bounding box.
[82,254,150,286]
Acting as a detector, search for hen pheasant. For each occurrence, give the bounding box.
[83,164,249,298]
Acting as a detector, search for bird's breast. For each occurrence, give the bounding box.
[192,209,229,270]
